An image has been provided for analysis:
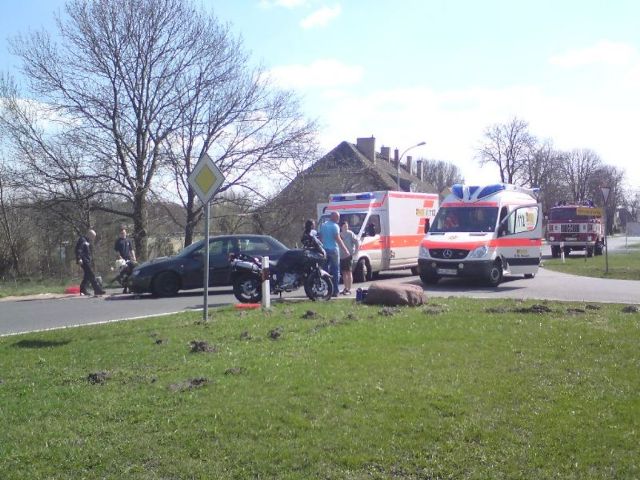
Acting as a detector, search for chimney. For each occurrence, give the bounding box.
[393,148,399,169]
[356,136,376,163]
[416,159,423,181]
[406,156,413,175]
[380,146,390,161]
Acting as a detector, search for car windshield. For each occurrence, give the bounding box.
[549,208,578,221]
[430,206,499,233]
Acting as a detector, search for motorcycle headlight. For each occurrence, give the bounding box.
[418,245,430,258]
[468,245,489,259]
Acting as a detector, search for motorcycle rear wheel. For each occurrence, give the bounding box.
[304,272,333,301]
[233,274,263,303]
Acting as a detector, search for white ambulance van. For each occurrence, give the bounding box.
[418,183,542,286]
[318,191,439,282]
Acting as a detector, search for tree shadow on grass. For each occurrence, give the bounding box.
[12,339,71,349]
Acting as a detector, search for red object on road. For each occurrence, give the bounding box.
[234,303,261,310]
[65,285,81,294]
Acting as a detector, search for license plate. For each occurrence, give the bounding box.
[437,268,457,276]
[564,237,576,241]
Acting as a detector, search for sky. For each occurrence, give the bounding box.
[2,0,640,190]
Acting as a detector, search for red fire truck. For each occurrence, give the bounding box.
[545,204,604,258]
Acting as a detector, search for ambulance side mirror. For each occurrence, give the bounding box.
[424,218,430,234]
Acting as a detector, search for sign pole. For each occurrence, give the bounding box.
[601,187,610,275]
[203,201,210,321]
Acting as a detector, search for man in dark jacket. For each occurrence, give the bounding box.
[113,227,136,293]
[75,229,105,296]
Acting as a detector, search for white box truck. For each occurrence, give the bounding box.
[318,191,439,282]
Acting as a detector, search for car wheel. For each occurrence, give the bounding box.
[524,273,535,279]
[152,271,180,297]
[595,242,604,256]
[487,260,503,287]
[233,274,262,303]
[410,266,419,276]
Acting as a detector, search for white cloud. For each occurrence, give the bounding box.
[549,40,637,68]
[259,0,308,8]
[300,4,341,29]
[312,81,640,188]
[268,58,363,88]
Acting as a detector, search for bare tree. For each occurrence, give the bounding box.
[560,148,603,203]
[420,158,464,193]
[160,54,318,246]
[588,164,626,234]
[477,117,536,184]
[523,140,565,211]
[0,160,28,277]
[9,0,270,259]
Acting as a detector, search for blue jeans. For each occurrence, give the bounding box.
[325,249,340,296]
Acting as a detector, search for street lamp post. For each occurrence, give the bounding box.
[396,141,426,190]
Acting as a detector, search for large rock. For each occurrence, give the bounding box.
[363,282,425,306]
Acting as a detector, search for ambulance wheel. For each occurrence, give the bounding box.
[420,272,440,284]
[551,246,560,258]
[487,260,503,287]
[353,258,371,283]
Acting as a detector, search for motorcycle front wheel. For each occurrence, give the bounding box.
[304,272,333,301]
[233,273,263,303]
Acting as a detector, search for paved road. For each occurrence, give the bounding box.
[1,236,638,337]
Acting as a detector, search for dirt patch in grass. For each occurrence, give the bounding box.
[87,371,110,384]
[224,367,245,376]
[301,310,319,319]
[379,307,399,316]
[268,327,283,340]
[189,340,217,353]
[169,377,209,392]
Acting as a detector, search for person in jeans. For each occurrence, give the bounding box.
[339,220,360,295]
[319,211,349,297]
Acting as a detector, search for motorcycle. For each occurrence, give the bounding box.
[230,249,334,303]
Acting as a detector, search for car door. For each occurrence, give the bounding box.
[498,204,543,275]
[208,238,231,286]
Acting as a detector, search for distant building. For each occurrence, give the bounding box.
[255,136,436,246]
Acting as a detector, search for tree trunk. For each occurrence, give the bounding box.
[133,192,148,260]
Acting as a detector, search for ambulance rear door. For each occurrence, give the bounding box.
[497,203,543,275]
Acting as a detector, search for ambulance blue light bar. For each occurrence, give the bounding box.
[477,184,506,199]
[451,184,464,199]
[330,192,375,202]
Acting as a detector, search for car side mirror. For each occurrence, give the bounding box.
[424,218,430,234]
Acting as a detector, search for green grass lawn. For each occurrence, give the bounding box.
[1,299,639,479]
[543,247,640,280]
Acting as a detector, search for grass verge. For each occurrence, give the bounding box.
[543,247,640,280]
[0,278,72,299]
[1,299,639,479]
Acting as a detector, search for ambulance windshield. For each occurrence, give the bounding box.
[431,206,499,233]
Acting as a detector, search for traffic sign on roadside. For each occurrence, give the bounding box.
[188,153,225,204]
